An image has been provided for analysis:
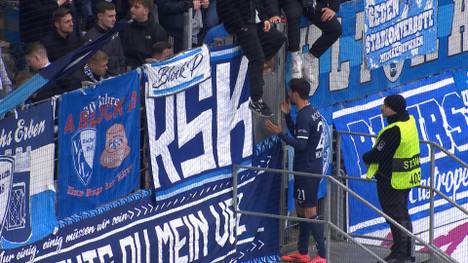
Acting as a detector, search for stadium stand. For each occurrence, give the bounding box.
[0,0,466,262]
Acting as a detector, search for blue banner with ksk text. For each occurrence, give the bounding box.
[145,46,253,197]
[58,71,141,218]
[0,102,57,249]
[364,0,438,68]
[332,72,468,235]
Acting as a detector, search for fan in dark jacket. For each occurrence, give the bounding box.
[217,0,286,118]
[19,0,71,44]
[83,1,126,75]
[68,50,110,89]
[40,7,80,62]
[157,0,209,53]
[121,0,167,69]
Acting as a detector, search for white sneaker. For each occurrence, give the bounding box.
[302,53,318,86]
[290,51,303,79]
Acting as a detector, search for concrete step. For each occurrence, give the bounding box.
[279,240,441,263]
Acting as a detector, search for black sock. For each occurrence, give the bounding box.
[298,221,310,255]
[309,215,326,258]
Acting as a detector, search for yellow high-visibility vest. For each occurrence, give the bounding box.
[366,115,421,189]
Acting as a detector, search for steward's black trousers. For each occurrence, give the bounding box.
[377,179,413,259]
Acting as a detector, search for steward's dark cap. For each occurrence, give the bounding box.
[384,94,406,113]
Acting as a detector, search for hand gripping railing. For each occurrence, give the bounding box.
[335,130,468,262]
[232,165,458,263]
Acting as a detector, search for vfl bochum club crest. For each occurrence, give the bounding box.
[0,157,14,237]
[72,128,97,186]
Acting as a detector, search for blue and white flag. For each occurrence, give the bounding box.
[0,101,57,248]
[145,46,253,197]
[145,45,211,97]
[332,73,468,236]
[0,22,128,116]
[58,71,141,218]
[364,0,438,68]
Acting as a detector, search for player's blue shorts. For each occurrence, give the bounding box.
[294,175,320,208]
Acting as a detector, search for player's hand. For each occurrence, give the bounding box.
[263,20,271,32]
[265,120,282,134]
[193,0,201,10]
[321,8,336,22]
[280,100,291,114]
[269,16,281,23]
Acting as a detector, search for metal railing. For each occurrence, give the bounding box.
[231,130,466,262]
[232,165,387,263]
[179,11,466,261]
[232,164,459,263]
[183,8,194,50]
[335,130,468,262]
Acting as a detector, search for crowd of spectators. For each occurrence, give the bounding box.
[1,0,222,100]
[1,0,341,117]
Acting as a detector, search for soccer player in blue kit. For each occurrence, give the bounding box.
[266,78,326,263]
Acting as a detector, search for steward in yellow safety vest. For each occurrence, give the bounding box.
[366,116,421,189]
[363,94,419,262]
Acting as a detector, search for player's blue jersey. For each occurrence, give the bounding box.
[280,105,324,173]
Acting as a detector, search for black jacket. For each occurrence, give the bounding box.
[363,111,410,183]
[83,24,126,75]
[258,0,284,17]
[157,0,209,52]
[319,0,341,12]
[19,0,58,43]
[68,64,108,89]
[261,0,341,20]
[157,0,193,36]
[41,30,81,62]
[121,17,167,69]
[303,0,341,12]
[217,0,271,34]
[31,75,73,103]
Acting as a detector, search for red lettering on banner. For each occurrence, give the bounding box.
[105,179,116,190]
[68,92,137,130]
[64,114,75,133]
[78,111,89,129]
[67,186,84,197]
[89,111,103,127]
[128,91,137,113]
[86,187,104,197]
[100,105,112,121]
[117,165,132,181]
[113,98,124,117]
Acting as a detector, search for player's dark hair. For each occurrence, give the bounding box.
[289,78,310,100]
